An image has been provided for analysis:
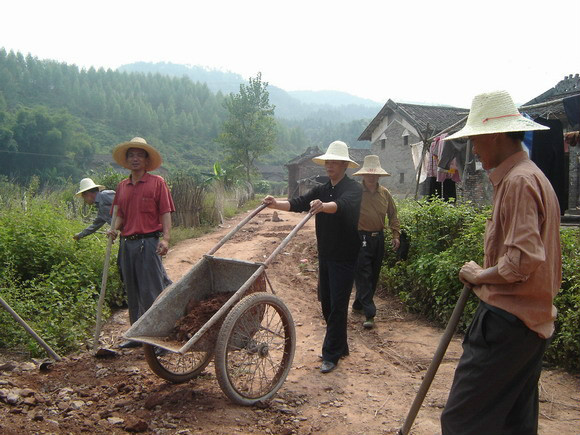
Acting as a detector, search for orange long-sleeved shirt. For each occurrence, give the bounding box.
[474,151,562,338]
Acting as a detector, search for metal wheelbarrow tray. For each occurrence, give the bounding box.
[125,204,312,405]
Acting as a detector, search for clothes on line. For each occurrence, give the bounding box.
[563,95,580,128]
[410,141,428,184]
[532,117,567,215]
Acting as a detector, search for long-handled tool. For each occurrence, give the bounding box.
[92,205,118,354]
[0,295,62,361]
[398,284,471,435]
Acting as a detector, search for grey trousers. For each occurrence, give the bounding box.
[119,237,172,324]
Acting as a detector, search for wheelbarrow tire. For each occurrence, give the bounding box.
[215,292,296,406]
[144,344,212,384]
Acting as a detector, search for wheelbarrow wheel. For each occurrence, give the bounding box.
[215,292,296,405]
[144,345,212,384]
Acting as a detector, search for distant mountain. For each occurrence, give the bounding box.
[118,62,380,121]
[288,90,380,108]
[118,62,245,95]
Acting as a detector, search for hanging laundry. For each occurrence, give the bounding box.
[423,134,457,201]
[563,95,580,128]
[532,117,567,215]
[521,113,534,157]
[438,139,468,182]
[410,141,429,184]
[426,134,446,178]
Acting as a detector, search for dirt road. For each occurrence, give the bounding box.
[1,208,579,435]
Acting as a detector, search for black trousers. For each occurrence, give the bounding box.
[318,257,356,364]
[441,302,549,435]
[353,231,385,319]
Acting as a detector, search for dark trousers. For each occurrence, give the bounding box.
[119,237,172,324]
[318,257,356,364]
[353,231,384,319]
[441,302,549,435]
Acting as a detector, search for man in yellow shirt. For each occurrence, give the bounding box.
[352,155,400,329]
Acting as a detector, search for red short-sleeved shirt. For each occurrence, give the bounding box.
[112,172,175,237]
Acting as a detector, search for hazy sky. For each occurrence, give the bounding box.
[2,0,579,108]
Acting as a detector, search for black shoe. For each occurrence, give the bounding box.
[320,360,336,374]
[118,340,142,349]
[318,351,348,360]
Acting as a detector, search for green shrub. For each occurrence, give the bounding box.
[546,227,580,371]
[381,198,580,372]
[0,198,123,356]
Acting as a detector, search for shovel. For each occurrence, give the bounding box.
[92,205,118,356]
[398,284,471,435]
[0,295,61,361]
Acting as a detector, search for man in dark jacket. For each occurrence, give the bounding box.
[263,140,362,374]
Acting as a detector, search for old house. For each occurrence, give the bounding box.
[286,145,370,199]
[358,100,467,196]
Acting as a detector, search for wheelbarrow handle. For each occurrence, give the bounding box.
[263,212,313,266]
[206,203,268,256]
[399,284,471,435]
[93,205,118,352]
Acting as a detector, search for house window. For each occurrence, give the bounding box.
[399,172,405,184]
[381,139,386,150]
[402,129,410,146]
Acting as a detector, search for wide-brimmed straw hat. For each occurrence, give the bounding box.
[353,155,390,176]
[75,178,105,196]
[445,90,549,141]
[112,137,162,171]
[312,140,359,168]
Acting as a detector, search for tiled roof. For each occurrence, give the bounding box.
[524,74,580,105]
[286,146,322,166]
[358,99,467,141]
[349,148,372,166]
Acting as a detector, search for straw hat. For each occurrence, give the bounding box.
[112,137,163,171]
[312,140,359,168]
[445,90,549,141]
[353,155,391,176]
[75,178,105,196]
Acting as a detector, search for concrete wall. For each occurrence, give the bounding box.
[370,115,421,195]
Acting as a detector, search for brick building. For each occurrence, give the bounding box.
[357,100,467,196]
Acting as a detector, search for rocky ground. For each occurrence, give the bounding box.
[1,208,579,435]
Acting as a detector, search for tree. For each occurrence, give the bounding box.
[217,73,277,185]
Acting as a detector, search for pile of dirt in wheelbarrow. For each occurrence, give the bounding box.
[169,274,267,343]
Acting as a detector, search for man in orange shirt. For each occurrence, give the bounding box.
[440,91,562,435]
[107,137,175,349]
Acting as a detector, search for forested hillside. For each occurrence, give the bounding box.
[119,61,381,122]
[0,49,374,184]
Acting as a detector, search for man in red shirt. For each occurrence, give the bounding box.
[107,137,175,349]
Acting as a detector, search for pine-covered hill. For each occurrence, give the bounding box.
[0,49,375,184]
[119,61,381,122]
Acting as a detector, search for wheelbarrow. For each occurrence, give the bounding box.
[124,204,312,405]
